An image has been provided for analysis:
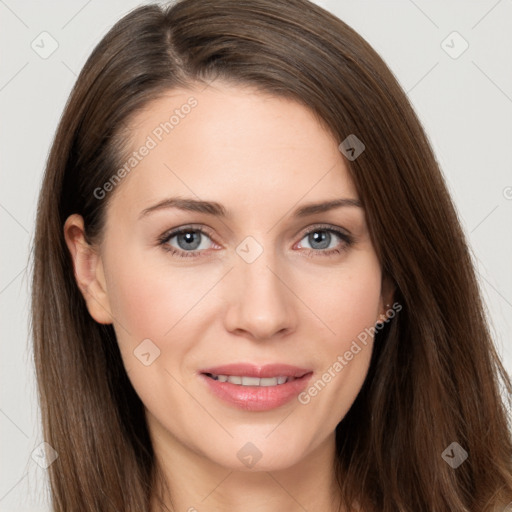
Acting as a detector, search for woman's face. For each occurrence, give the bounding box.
[68,82,392,472]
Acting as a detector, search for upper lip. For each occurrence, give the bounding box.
[200,363,312,379]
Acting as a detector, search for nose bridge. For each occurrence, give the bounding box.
[224,234,296,339]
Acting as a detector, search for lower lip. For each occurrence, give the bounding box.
[199,373,313,411]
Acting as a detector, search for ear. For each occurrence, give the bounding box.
[63,214,113,324]
[377,273,396,324]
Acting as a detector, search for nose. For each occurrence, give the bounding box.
[223,248,298,341]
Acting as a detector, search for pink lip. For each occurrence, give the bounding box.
[198,363,313,411]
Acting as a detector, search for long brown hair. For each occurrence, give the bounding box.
[31,0,512,510]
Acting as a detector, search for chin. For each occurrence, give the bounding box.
[202,436,314,473]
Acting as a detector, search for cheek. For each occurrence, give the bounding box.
[102,249,199,396]
[297,252,381,411]
[305,253,383,344]
[103,246,207,341]
[107,265,169,339]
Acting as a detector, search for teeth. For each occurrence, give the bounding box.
[260,377,279,386]
[242,376,260,386]
[208,374,292,386]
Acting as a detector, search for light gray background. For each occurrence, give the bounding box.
[1,0,511,510]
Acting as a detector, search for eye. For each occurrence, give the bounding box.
[158,225,217,258]
[296,224,353,257]
[158,223,354,259]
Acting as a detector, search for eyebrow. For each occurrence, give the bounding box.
[139,196,362,220]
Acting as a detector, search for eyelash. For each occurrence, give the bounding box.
[157,224,354,259]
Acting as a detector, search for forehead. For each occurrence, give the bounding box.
[107,82,359,221]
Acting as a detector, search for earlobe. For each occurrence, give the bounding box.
[378,273,396,324]
[63,214,113,325]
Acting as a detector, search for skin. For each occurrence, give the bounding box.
[64,81,394,512]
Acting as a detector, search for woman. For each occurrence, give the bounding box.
[31,0,512,510]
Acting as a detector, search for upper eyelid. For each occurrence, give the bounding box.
[300,223,351,236]
[159,224,216,243]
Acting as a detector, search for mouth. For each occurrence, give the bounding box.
[198,363,313,411]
